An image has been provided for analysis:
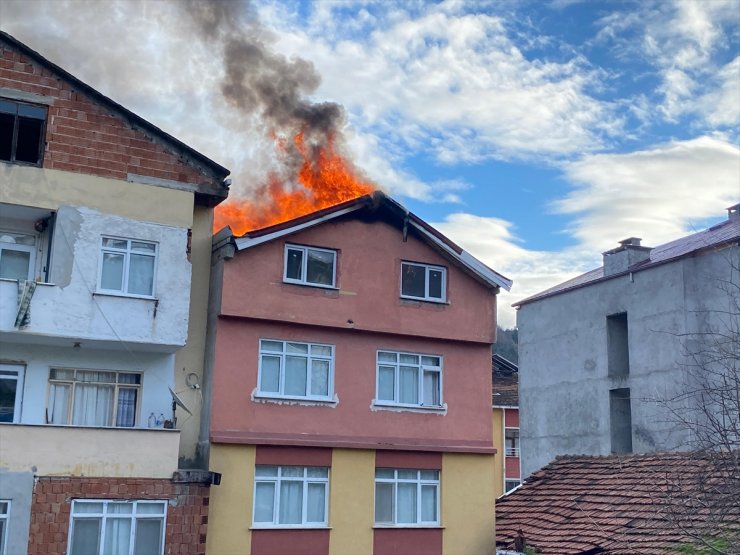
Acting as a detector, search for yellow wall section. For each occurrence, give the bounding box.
[492,409,505,498]
[442,453,496,555]
[0,165,193,228]
[207,444,256,555]
[328,449,375,555]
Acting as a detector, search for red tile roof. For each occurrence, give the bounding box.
[495,452,740,554]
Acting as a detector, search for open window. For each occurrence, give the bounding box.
[0,98,47,166]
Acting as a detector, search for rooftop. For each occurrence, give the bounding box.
[492,353,518,407]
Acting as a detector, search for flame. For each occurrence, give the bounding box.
[214,132,375,236]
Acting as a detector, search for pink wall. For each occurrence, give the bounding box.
[505,409,519,428]
[220,218,497,344]
[373,528,442,555]
[505,456,521,479]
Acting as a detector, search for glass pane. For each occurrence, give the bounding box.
[423,371,441,406]
[286,343,308,354]
[401,263,425,298]
[116,388,138,427]
[104,518,131,555]
[310,360,329,397]
[78,371,115,383]
[399,366,419,404]
[374,482,393,523]
[134,518,163,555]
[281,467,303,477]
[72,383,114,426]
[399,354,419,364]
[48,383,71,425]
[428,269,443,299]
[421,356,440,367]
[306,249,334,286]
[128,253,155,295]
[285,248,303,280]
[136,503,165,515]
[118,373,141,384]
[284,356,307,396]
[377,352,397,363]
[0,501,7,514]
[306,483,326,522]
[75,503,104,514]
[0,249,30,280]
[375,469,394,479]
[310,345,331,357]
[255,466,279,477]
[260,340,283,353]
[278,481,303,524]
[420,470,439,480]
[378,366,395,401]
[70,519,101,555]
[397,483,417,524]
[0,378,17,423]
[2,232,36,246]
[15,116,44,164]
[103,238,128,249]
[101,252,124,291]
[131,241,156,253]
[259,356,280,393]
[397,470,417,480]
[0,113,13,161]
[107,502,132,514]
[306,468,328,478]
[0,99,16,114]
[421,485,437,522]
[254,482,275,522]
[50,368,74,380]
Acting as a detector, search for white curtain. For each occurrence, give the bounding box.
[284,357,307,396]
[260,356,281,393]
[421,485,437,522]
[69,519,101,555]
[116,388,137,427]
[48,384,70,424]
[397,483,417,523]
[73,384,113,426]
[279,481,303,524]
[104,518,131,555]
[310,360,329,397]
[378,366,395,401]
[306,483,325,523]
[423,371,440,406]
[128,254,154,296]
[399,366,418,404]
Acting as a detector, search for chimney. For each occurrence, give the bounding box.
[727,203,740,221]
[603,237,652,277]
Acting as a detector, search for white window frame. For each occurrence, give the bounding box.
[374,469,440,527]
[67,499,166,555]
[0,230,37,281]
[252,466,330,528]
[375,350,443,409]
[283,244,337,289]
[0,364,24,424]
[47,368,142,427]
[97,236,158,298]
[0,500,9,555]
[400,261,446,303]
[505,428,520,457]
[505,479,521,493]
[256,339,335,401]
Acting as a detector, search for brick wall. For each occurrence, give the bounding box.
[28,477,209,555]
[0,42,217,186]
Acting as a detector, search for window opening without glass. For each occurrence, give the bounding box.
[376,351,442,408]
[0,364,23,424]
[375,469,440,526]
[47,368,141,427]
[283,244,336,288]
[253,466,329,527]
[0,230,36,281]
[67,500,166,555]
[98,237,157,297]
[0,500,9,555]
[401,262,446,302]
[258,340,334,400]
[0,99,47,166]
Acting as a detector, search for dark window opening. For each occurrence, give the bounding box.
[0,99,47,166]
[607,312,629,377]
[610,387,633,454]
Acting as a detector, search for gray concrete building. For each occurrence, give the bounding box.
[515,205,739,477]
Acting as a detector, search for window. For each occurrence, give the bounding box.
[0,501,9,555]
[505,429,519,457]
[610,387,633,454]
[376,351,442,408]
[401,262,446,302]
[258,340,334,401]
[68,500,166,555]
[98,237,157,297]
[253,466,329,527]
[0,99,47,166]
[0,231,36,281]
[47,368,141,427]
[283,244,336,288]
[505,480,521,493]
[607,312,629,377]
[375,469,439,526]
[0,365,24,423]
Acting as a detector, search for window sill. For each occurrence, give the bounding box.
[282,279,338,291]
[0,278,54,286]
[399,297,449,306]
[93,291,157,301]
[250,525,331,530]
[252,391,338,407]
[370,401,447,415]
[373,525,444,529]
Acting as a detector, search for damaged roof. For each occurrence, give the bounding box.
[514,208,740,307]
[495,452,740,555]
[492,354,518,407]
[232,191,513,292]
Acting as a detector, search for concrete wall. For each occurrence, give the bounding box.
[518,247,737,477]
[0,470,33,555]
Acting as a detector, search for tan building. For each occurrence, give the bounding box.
[0,31,228,554]
[491,354,520,498]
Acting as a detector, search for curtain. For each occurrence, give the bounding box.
[306,483,326,523]
[116,388,137,427]
[101,252,124,290]
[104,518,131,555]
[423,371,440,406]
[310,360,329,397]
[73,384,113,426]
[421,485,437,522]
[260,356,280,393]
[254,483,275,523]
[378,366,395,401]
[284,357,307,396]
[397,483,417,523]
[48,384,70,424]
[128,254,154,296]
[399,366,418,404]
[69,519,101,555]
[134,519,163,555]
[278,481,303,524]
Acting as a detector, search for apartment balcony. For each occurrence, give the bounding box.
[0,423,179,478]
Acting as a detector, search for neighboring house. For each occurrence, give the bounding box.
[203,192,512,555]
[515,206,740,477]
[491,354,520,497]
[0,32,229,554]
[495,452,740,554]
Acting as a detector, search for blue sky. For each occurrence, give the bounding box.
[3,0,739,327]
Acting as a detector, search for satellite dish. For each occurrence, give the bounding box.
[169,387,193,415]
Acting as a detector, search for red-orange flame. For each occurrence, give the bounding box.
[214,132,375,236]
